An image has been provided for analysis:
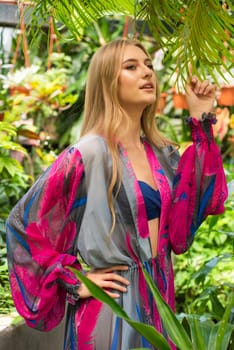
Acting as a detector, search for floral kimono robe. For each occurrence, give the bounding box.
[6,116,228,350]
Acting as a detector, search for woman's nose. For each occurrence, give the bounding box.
[142,65,152,78]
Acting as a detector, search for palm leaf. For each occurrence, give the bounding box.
[27,0,234,85]
[141,0,234,84]
[28,0,135,40]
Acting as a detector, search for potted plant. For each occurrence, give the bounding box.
[0,53,78,145]
[1,54,77,120]
[172,90,188,110]
[216,68,234,107]
[217,86,234,106]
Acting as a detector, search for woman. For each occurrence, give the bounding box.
[6,39,228,350]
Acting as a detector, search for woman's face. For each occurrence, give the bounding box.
[118,44,157,114]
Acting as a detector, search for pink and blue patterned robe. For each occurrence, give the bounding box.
[6,116,228,350]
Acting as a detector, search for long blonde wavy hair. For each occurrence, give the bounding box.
[80,38,173,231]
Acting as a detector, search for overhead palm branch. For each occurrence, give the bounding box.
[26,0,233,84]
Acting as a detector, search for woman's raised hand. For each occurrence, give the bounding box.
[185,76,217,120]
[77,265,130,299]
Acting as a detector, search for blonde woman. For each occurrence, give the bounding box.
[6,39,227,350]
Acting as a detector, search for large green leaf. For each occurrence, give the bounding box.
[141,268,193,350]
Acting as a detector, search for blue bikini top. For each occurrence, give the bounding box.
[138,181,161,220]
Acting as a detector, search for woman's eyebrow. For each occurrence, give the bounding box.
[122,58,152,64]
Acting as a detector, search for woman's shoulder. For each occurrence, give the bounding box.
[74,133,110,163]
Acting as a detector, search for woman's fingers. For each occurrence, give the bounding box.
[93,265,129,273]
[197,80,210,95]
[98,273,129,288]
[190,76,216,96]
[99,279,128,293]
[89,272,130,288]
[191,77,202,94]
[185,76,216,119]
[77,267,130,299]
[105,291,121,299]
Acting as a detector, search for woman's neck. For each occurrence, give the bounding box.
[118,115,144,148]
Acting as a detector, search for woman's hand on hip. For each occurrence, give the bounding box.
[77,265,130,299]
[186,76,217,119]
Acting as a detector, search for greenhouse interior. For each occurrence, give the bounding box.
[0,1,233,350]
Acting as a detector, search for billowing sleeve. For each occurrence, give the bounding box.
[6,146,87,331]
[168,113,228,254]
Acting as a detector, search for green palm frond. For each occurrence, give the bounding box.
[28,0,135,39]
[136,0,234,84]
[26,0,234,84]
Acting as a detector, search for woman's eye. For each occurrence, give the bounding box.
[126,65,136,70]
[147,64,154,70]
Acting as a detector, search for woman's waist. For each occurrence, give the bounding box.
[88,254,170,277]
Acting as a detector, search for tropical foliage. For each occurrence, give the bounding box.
[27,0,234,84]
[174,190,234,316]
[1,53,77,123]
[0,120,31,221]
[0,51,79,227]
